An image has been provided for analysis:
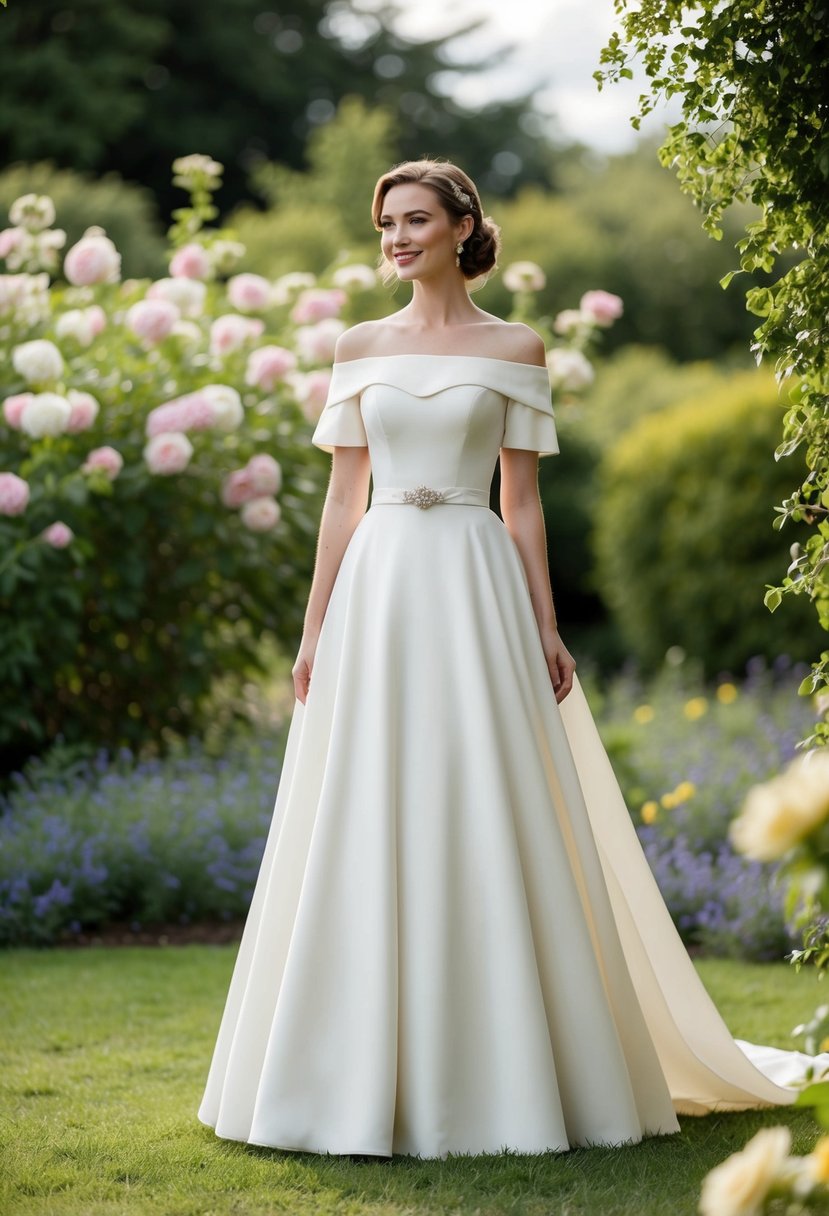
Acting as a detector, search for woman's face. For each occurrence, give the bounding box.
[378,182,468,283]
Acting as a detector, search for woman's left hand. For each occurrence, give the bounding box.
[540,627,576,704]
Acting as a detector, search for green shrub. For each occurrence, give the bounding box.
[0,161,166,279]
[594,370,821,672]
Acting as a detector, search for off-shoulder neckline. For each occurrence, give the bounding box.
[333,353,547,371]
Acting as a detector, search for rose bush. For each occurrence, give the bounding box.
[0,155,387,769]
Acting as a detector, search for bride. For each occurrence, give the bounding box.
[198,157,813,1160]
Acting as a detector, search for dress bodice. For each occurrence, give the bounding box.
[311,354,559,494]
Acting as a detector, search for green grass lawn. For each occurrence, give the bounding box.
[3,948,829,1216]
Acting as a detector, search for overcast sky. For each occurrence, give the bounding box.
[361,0,679,152]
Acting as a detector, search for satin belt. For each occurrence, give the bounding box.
[371,485,490,509]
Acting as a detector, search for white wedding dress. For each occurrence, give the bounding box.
[198,354,815,1160]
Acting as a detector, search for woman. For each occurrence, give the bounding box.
[198,158,810,1160]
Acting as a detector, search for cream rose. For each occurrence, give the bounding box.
[546,347,594,392]
[12,338,64,384]
[20,392,72,438]
[240,495,281,532]
[503,261,546,292]
[332,263,377,291]
[730,750,829,862]
[699,1126,791,1216]
[201,384,243,431]
[143,431,194,475]
[147,276,207,317]
[55,305,107,345]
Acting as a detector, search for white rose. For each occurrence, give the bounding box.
[699,1126,791,1216]
[332,263,377,291]
[20,392,72,438]
[241,495,281,532]
[201,384,243,431]
[546,347,594,392]
[9,193,56,232]
[270,271,316,306]
[730,750,829,862]
[12,338,64,384]
[502,261,546,293]
[143,431,194,475]
[147,276,207,318]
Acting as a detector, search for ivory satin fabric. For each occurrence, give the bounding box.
[198,354,812,1160]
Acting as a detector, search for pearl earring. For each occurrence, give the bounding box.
[455,242,464,267]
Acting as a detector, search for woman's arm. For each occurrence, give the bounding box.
[499,447,575,704]
[292,444,371,703]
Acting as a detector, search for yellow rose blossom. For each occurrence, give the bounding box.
[730,750,829,862]
[633,704,655,724]
[661,791,677,809]
[674,781,696,804]
[684,696,708,720]
[717,682,739,704]
[699,1125,791,1216]
[641,800,659,824]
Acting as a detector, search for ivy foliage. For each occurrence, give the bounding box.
[597,0,829,740]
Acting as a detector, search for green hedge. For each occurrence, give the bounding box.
[593,371,822,672]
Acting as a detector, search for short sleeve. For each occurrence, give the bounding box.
[500,365,559,457]
[311,362,368,454]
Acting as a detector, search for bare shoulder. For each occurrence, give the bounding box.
[334,318,404,363]
[490,321,547,368]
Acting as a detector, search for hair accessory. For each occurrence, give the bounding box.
[450,180,474,210]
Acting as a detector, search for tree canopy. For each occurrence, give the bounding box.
[598,0,829,739]
[0,0,558,218]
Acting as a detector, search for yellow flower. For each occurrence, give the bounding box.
[660,791,677,809]
[699,1126,791,1216]
[730,750,829,862]
[674,781,696,804]
[717,682,739,705]
[633,704,655,724]
[641,800,659,824]
[807,1135,829,1184]
[684,696,708,720]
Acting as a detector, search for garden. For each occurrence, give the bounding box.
[2,0,829,1213]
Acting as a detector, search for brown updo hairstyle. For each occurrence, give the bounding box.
[371,158,501,291]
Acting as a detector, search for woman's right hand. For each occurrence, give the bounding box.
[292,635,318,705]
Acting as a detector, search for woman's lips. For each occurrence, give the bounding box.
[394,252,421,264]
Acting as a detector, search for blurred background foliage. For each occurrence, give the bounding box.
[0,0,804,724]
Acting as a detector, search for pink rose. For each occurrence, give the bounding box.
[0,471,30,516]
[146,392,216,437]
[293,370,332,422]
[246,453,282,496]
[579,290,623,327]
[169,243,210,280]
[64,230,121,285]
[221,467,257,508]
[0,228,24,259]
[290,288,347,325]
[294,318,344,365]
[244,345,297,391]
[41,521,74,549]
[66,390,100,434]
[227,273,271,313]
[81,445,123,480]
[3,392,33,429]
[209,314,264,357]
[240,496,281,532]
[127,298,180,344]
[143,431,194,475]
